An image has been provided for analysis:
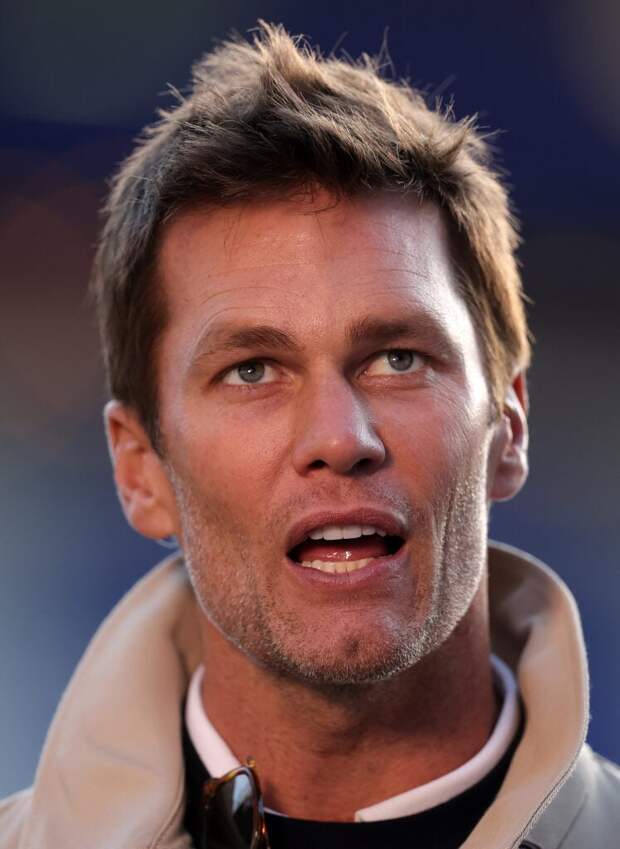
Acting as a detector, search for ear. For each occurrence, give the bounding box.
[104,400,179,540]
[487,371,529,502]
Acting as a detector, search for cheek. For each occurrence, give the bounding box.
[384,393,489,494]
[166,402,289,523]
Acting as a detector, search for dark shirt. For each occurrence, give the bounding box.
[182,711,522,849]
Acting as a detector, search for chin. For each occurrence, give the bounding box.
[258,626,431,688]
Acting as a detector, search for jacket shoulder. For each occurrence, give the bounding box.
[590,748,620,784]
[0,787,32,848]
[527,745,620,849]
[561,748,620,849]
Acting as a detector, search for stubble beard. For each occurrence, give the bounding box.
[171,465,489,690]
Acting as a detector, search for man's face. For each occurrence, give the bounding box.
[155,191,504,685]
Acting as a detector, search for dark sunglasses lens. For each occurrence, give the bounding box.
[204,772,257,849]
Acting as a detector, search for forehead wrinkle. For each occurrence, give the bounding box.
[354,266,430,281]
[184,284,294,312]
[202,259,319,277]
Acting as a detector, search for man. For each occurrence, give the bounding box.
[1,21,617,849]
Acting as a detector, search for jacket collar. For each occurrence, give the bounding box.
[17,543,589,849]
[462,543,589,848]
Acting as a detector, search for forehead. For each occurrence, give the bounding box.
[159,191,446,277]
[155,191,481,372]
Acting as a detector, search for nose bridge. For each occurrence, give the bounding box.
[291,369,386,476]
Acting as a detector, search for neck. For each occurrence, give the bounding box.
[200,585,497,821]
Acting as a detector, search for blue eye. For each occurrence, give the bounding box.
[386,350,415,372]
[222,360,274,386]
[366,349,423,377]
[236,361,265,383]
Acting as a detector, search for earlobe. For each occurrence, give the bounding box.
[104,401,178,540]
[488,372,529,503]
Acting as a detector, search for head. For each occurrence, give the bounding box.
[97,24,530,686]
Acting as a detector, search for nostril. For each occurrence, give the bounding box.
[308,459,328,470]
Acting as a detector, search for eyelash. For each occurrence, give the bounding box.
[219,349,426,387]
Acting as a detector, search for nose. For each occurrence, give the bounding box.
[291,374,386,476]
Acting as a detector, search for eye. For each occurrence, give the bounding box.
[221,359,276,386]
[365,349,425,376]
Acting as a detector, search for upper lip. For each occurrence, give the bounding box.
[285,508,409,554]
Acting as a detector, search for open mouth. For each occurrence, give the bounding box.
[287,525,405,574]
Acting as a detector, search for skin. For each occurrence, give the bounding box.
[106,190,528,820]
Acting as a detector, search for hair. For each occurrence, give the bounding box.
[92,21,531,452]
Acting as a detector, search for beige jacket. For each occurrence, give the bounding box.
[1,543,618,849]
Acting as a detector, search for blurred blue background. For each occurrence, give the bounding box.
[1,0,618,796]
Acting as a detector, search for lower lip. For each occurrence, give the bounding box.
[285,543,409,590]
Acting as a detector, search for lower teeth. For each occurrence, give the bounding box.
[299,557,373,574]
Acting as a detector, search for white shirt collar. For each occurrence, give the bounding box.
[185,654,519,822]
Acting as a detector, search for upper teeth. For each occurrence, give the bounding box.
[306,524,387,541]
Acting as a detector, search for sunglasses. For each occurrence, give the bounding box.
[202,759,271,849]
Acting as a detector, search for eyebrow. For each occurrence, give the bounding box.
[191,313,455,366]
[345,315,450,349]
[195,325,303,359]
